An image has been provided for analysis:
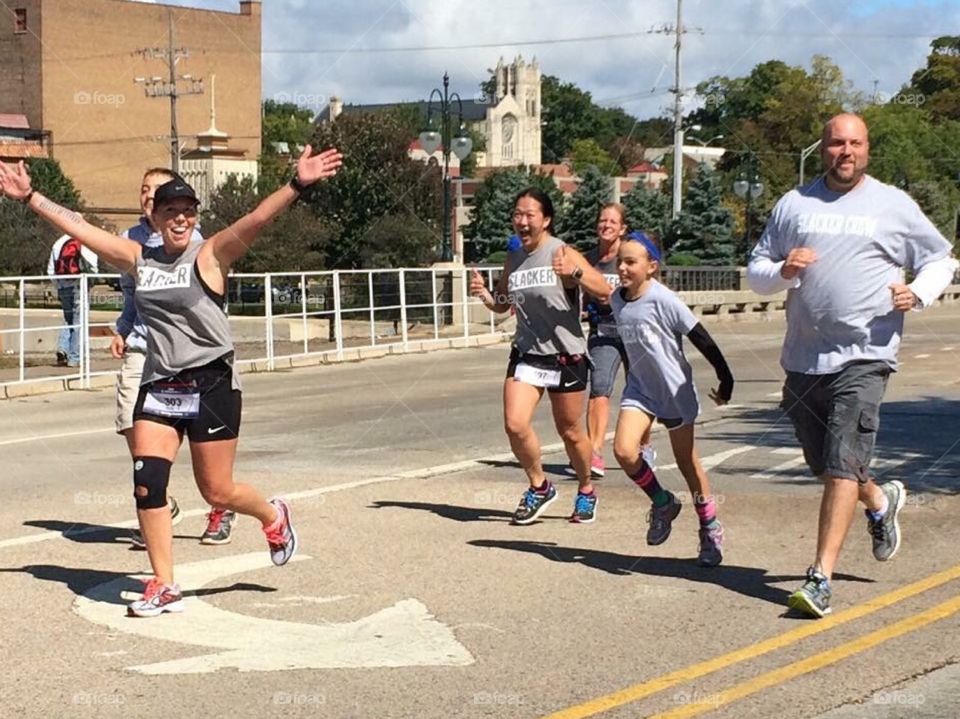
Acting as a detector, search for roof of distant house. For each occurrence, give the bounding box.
[627,161,663,174]
[0,113,30,130]
[316,99,490,124]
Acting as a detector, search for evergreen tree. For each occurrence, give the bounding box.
[622,181,672,241]
[564,165,612,251]
[669,163,736,266]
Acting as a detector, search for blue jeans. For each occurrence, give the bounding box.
[57,283,80,365]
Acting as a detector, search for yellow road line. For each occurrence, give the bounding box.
[651,592,960,718]
[542,563,960,719]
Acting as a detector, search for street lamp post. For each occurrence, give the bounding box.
[799,139,822,186]
[733,153,764,263]
[420,73,473,263]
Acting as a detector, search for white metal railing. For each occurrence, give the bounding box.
[0,268,511,390]
[0,264,764,392]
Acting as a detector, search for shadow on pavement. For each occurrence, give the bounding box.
[709,398,960,495]
[21,519,199,547]
[468,539,874,606]
[477,458,576,479]
[0,564,278,605]
[369,500,513,522]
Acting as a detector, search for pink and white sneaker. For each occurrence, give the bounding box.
[590,452,605,478]
[127,577,184,618]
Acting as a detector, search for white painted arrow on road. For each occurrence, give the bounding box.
[74,552,474,674]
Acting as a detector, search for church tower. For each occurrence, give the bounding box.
[485,56,541,167]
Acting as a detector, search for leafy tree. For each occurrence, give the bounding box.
[564,165,612,251]
[569,139,615,176]
[0,158,85,274]
[259,100,316,194]
[903,36,960,121]
[464,167,565,260]
[307,109,443,268]
[908,180,960,242]
[622,181,672,240]
[200,174,336,273]
[669,163,736,266]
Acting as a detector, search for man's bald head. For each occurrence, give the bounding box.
[820,113,870,193]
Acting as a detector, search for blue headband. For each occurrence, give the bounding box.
[626,231,661,262]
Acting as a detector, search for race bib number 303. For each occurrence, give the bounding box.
[513,362,561,388]
[143,386,201,418]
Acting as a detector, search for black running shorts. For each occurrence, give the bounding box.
[134,357,242,442]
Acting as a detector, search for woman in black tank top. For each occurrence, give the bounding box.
[1,147,342,617]
[470,187,611,526]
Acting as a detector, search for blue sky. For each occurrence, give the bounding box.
[136,0,958,119]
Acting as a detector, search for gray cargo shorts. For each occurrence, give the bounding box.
[781,360,891,481]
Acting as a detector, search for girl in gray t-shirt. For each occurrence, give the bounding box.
[610,233,734,567]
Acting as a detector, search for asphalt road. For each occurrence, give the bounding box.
[1,306,959,718]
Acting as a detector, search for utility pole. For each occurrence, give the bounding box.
[672,0,684,218]
[133,9,204,173]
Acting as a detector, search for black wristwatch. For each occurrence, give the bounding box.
[571,266,584,282]
[289,176,309,194]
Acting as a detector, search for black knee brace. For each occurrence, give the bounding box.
[133,456,172,510]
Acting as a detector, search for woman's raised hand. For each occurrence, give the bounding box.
[294,145,344,186]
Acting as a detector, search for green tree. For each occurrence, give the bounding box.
[569,139,615,175]
[464,167,564,259]
[259,100,317,193]
[564,165,612,251]
[306,109,443,269]
[669,164,736,266]
[200,174,336,273]
[622,181,672,240]
[0,158,85,274]
[903,36,960,121]
[908,180,960,242]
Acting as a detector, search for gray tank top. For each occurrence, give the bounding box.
[583,245,621,336]
[135,241,238,388]
[506,236,587,356]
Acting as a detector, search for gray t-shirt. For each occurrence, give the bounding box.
[583,246,621,337]
[752,175,952,374]
[506,236,587,356]
[135,241,238,388]
[610,280,700,421]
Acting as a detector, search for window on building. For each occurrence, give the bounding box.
[502,114,518,160]
[14,8,27,33]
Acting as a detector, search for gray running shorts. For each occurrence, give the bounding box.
[781,361,891,481]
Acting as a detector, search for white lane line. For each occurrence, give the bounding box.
[750,455,808,480]
[942,347,955,351]
[772,448,804,456]
[0,442,762,550]
[915,354,931,359]
[0,427,113,447]
[766,391,782,398]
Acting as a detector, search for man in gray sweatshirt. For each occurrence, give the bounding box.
[747,113,958,618]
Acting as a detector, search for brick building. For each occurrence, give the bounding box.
[0,0,261,223]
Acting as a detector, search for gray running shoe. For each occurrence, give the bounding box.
[200,508,236,545]
[512,483,558,525]
[265,498,298,566]
[867,480,905,561]
[128,496,182,550]
[646,492,681,546]
[788,566,832,618]
[697,521,724,567]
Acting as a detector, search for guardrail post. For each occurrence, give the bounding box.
[18,278,25,383]
[265,273,274,371]
[399,269,409,350]
[333,271,344,360]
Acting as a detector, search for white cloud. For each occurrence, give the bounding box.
[167,0,958,119]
